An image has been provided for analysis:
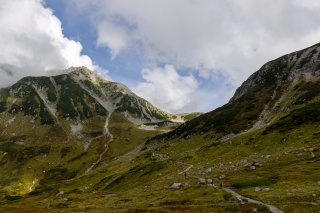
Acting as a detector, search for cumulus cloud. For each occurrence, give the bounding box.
[97,22,128,59]
[134,65,198,113]
[73,0,320,86]
[0,0,101,87]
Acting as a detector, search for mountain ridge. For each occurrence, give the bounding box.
[1,43,320,212]
[0,67,176,127]
[151,42,320,141]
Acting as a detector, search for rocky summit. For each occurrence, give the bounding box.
[1,43,320,212]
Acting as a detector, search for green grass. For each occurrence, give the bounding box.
[1,74,320,212]
[231,178,278,188]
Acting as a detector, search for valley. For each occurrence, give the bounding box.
[0,43,320,212]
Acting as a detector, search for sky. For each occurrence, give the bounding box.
[1,0,320,113]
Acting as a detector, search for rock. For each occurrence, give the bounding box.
[235,195,242,203]
[264,154,272,159]
[297,153,303,157]
[199,178,206,184]
[219,132,235,142]
[280,137,288,144]
[207,179,213,184]
[245,162,261,170]
[203,168,212,173]
[56,191,64,196]
[317,181,320,186]
[255,187,261,192]
[263,188,270,192]
[219,175,225,180]
[207,183,213,187]
[304,147,318,152]
[252,208,258,212]
[63,198,68,201]
[254,162,262,167]
[169,183,182,189]
[310,152,315,158]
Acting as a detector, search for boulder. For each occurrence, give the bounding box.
[263,188,270,192]
[207,179,213,184]
[203,168,212,174]
[264,154,272,159]
[169,183,182,189]
[199,178,206,184]
[235,195,242,203]
[255,187,261,192]
[219,175,225,180]
[245,162,261,170]
[250,165,256,170]
[310,152,315,158]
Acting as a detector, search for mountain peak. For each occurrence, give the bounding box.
[66,66,107,86]
[0,68,178,129]
[230,42,320,102]
[152,42,320,140]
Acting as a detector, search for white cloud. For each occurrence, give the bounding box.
[134,65,198,113]
[97,22,128,59]
[69,0,320,112]
[73,0,320,86]
[0,0,101,87]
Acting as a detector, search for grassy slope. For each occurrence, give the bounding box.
[1,73,320,211]
[1,110,319,212]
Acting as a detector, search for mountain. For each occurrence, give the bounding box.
[1,44,320,212]
[0,67,175,126]
[156,42,320,140]
[141,43,320,212]
[0,67,179,205]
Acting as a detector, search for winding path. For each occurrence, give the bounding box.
[223,188,284,213]
[169,154,284,213]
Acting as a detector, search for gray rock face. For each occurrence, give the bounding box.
[230,43,320,102]
[207,179,213,184]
